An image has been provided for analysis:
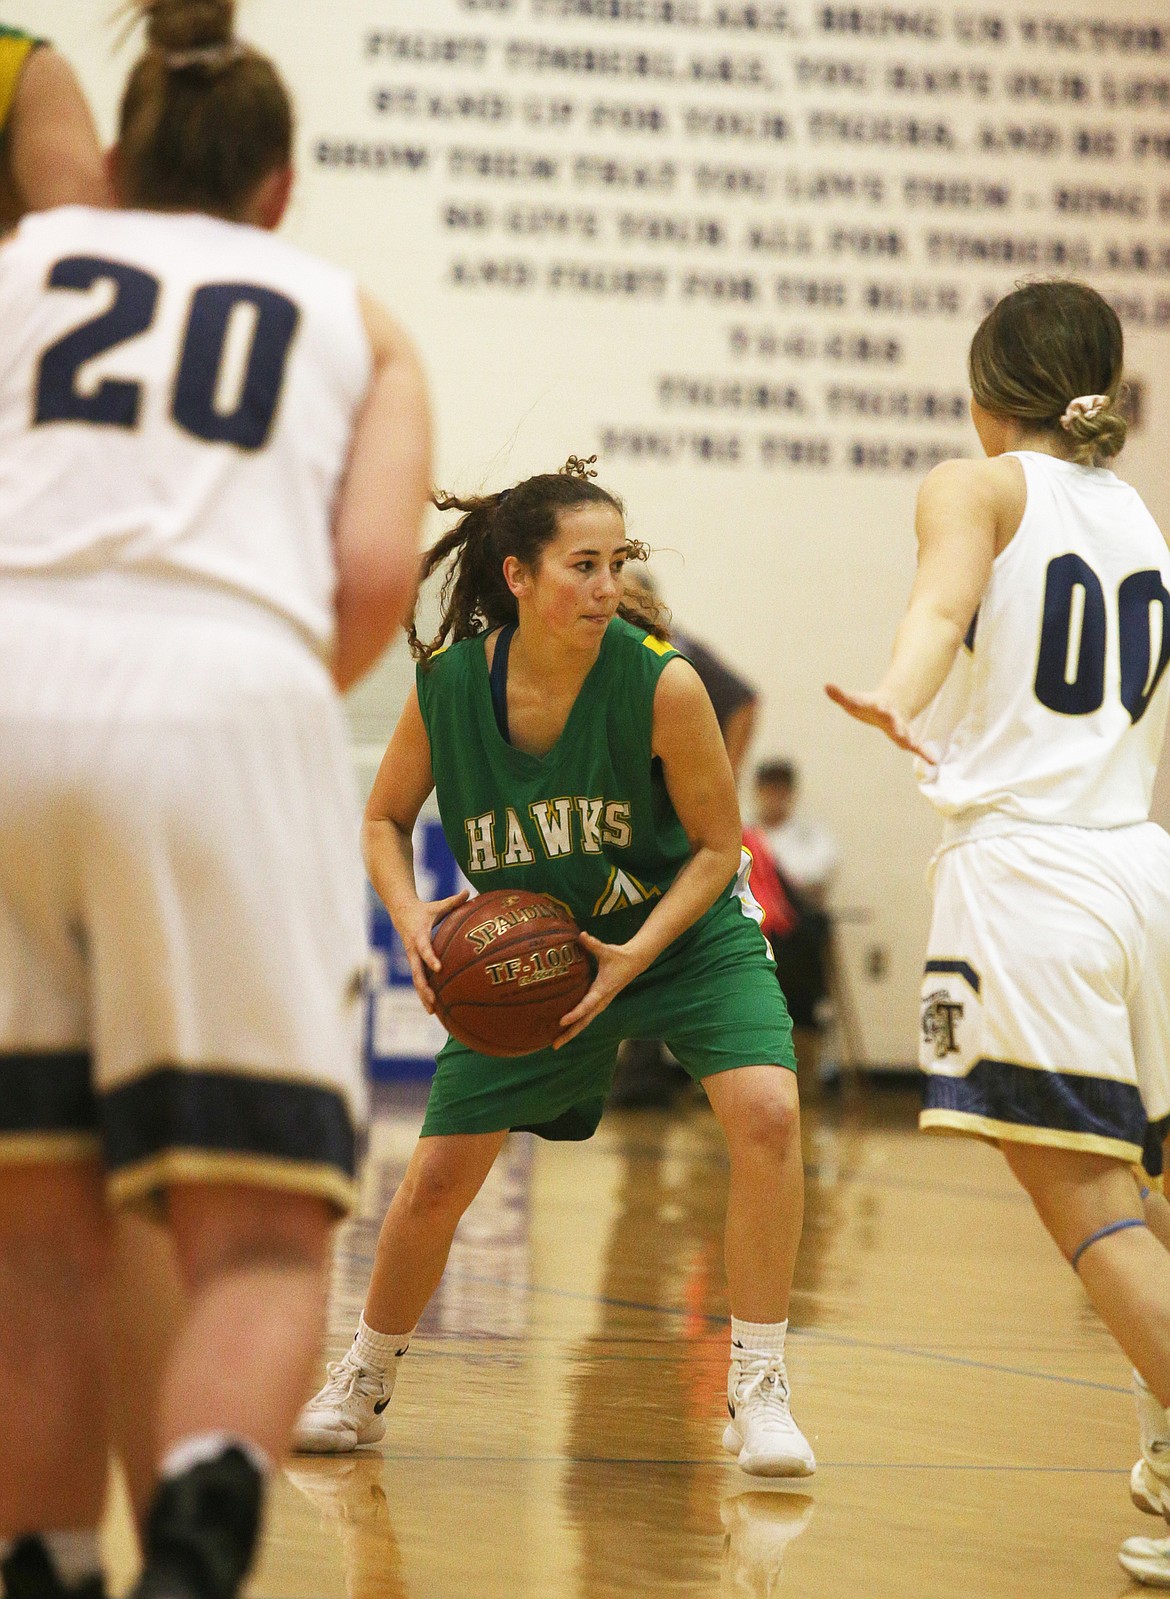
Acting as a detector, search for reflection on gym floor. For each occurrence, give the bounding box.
[254,1081,1141,1599]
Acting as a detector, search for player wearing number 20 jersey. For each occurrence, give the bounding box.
[914,447,1170,1164]
[0,202,377,1210]
[0,205,369,647]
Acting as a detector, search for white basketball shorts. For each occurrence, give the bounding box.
[0,574,368,1212]
[919,821,1170,1165]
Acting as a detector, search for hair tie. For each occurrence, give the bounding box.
[1060,394,1110,430]
[161,41,248,71]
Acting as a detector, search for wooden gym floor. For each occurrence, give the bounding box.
[105,1078,1151,1597]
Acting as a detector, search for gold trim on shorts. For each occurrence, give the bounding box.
[920,1108,1140,1164]
[0,1130,102,1165]
[108,1149,358,1216]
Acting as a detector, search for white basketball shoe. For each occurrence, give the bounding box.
[292,1348,395,1454]
[723,1351,816,1477]
[1131,1371,1170,1516]
[1119,1535,1170,1587]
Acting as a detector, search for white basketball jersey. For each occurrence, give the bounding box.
[916,450,1170,831]
[0,207,371,647]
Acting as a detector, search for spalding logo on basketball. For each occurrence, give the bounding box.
[430,889,592,1057]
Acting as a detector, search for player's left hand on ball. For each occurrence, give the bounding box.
[553,931,643,1048]
[395,888,469,1012]
[824,683,935,764]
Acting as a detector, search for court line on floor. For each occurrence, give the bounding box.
[418,1270,1129,1395]
[365,1453,1130,1473]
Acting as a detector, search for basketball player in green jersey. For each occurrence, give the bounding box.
[295,459,814,1475]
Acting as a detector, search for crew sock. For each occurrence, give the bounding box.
[354,1314,413,1373]
[731,1316,789,1359]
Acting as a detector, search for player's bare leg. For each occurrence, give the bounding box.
[161,1184,333,1456]
[1004,1144,1170,1588]
[111,1212,188,1534]
[125,1184,334,1599]
[1000,1144,1170,1402]
[294,1131,505,1454]
[365,1131,507,1334]
[0,1158,112,1597]
[704,1065,814,1476]
[1109,1136,1170,1585]
[1142,1182,1170,1253]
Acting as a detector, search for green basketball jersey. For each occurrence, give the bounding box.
[418,617,733,948]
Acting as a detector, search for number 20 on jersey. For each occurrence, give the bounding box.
[33,254,298,451]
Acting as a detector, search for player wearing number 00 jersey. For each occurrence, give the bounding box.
[827,280,1170,1584]
[0,3,430,1599]
[914,446,1170,1158]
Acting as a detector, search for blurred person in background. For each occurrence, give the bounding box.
[749,761,840,1087]
[0,22,108,224]
[753,761,839,911]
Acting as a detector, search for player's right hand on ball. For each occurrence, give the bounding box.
[394,890,469,1012]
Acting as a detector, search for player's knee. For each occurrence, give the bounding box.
[397,1154,479,1224]
[731,1082,800,1160]
[166,1183,334,1287]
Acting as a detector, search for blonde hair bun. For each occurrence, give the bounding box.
[1059,395,1128,462]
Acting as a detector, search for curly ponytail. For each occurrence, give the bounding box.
[408,464,667,664]
[407,490,517,664]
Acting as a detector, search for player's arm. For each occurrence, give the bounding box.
[362,687,467,1009]
[4,46,108,215]
[331,293,432,693]
[825,457,1001,757]
[556,659,742,1046]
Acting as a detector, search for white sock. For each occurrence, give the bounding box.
[731,1316,788,1358]
[354,1314,413,1373]
[40,1531,102,1589]
[159,1431,271,1481]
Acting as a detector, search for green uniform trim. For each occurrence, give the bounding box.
[417,616,795,1139]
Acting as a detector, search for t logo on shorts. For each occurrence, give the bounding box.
[922,990,964,1060]
[919,959,982,1077]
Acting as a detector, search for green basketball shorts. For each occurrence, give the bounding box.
[421,897,795,1140]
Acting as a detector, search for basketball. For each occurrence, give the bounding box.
[428,889,593,1057]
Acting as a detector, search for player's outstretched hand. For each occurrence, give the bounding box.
[393,889,470,1012]
[824,683,935,764]
[554,931,645,1049]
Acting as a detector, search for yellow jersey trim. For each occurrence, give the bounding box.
[0,33,37,139]
[642,634,675,658]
